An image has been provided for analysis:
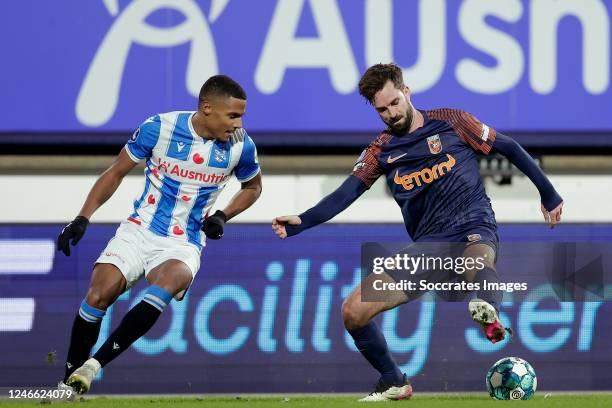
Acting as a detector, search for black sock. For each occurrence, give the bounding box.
[93,286,172,367]
[473,266,503,312]
[348,321,404,385]
[63,301,105,382]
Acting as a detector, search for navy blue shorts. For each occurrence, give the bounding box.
[416,223,498,247]
[387,223,499,301]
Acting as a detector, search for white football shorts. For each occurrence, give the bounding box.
[95,220,201,300]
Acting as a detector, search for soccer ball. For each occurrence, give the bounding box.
[485,357,537,400]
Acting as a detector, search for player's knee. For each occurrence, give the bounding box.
[147,261,192,297]
[464,244,496,267]
[85,288,112,310]
[341,299,368,330]
[148,274,191,298]
[152,282,188,298]
[462,244,496,281]
[148,270,191,297]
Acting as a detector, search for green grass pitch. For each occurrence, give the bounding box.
[1,394,612,407]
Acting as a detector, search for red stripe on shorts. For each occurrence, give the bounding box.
[127,217,141,225]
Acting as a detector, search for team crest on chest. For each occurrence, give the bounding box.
[208,142,231,169]
[427,134,442,154]
[214,149,227,163]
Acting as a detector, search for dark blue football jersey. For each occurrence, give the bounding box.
[352,108,497,240]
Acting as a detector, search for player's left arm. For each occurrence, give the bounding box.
[221,172,263,220]
[201,134,262,239]
[201,173,261,240]
[456,110,563,228]
[225,133,263,219]
[492,133,563,227]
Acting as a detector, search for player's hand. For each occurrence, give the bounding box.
[272,215,301,239]
[541,201,563,229]
[57,216,89,256]
[202,210,227,240]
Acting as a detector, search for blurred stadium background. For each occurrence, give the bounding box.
[1,0,611,397]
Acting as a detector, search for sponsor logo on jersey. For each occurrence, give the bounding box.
[193,153,205,164]
[427,134,442,154]
[393,154,456,191]
[155,158,229,184]
[387,153,407,164]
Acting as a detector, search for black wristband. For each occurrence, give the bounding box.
[74,215,90,226]
[213,210,227,223]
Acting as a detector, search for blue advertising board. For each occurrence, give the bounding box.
[1,0,612,133]
[0,223,611,393]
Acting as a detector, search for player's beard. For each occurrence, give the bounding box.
[389,105,414,135]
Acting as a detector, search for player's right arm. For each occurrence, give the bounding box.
[272,141,384,239]
[76,148,139,220]
[58,117,159,255]
[57,149,139,256]
[272,175,369,239]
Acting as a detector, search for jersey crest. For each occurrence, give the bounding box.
[427,134,442,154]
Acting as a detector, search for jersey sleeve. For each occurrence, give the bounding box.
[455,111,496,154]
[428,109,496,155]
[124,115,161,162]
[351,138,386,188]
[235,133,260,182]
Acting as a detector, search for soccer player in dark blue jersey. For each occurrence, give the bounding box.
[272,63,563,401]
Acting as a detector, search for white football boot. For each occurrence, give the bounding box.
[359,374,413,402]
[469,298,506,343]
[56,381,77,400]
[66,358,101,394]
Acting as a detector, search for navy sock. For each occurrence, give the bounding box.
[64,300,106,382]
[473,266,503,312]
[348,321,404,385]
[93,286,173,367]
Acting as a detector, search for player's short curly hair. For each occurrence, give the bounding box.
[358,63,405,104]
[199,75,247,104]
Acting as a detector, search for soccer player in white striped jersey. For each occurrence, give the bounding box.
[56,75,262,394]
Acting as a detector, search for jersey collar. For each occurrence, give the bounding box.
[187,111,213,142]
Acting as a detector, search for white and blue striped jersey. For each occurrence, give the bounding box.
[124,111,260,250]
